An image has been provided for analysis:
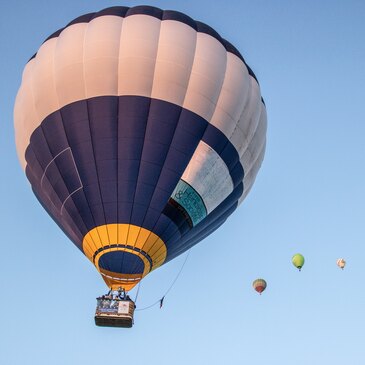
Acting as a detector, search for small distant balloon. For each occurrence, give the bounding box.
[253,278,267,295]
[337,258,346,270]
[292,253,305,271]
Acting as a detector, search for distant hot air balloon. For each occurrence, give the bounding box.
[253,278,267,295]
[14,6,267,296]
[292,253,305,271]
[337,258,346,270]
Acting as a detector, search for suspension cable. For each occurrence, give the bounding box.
[135,249,191,311]
[134,281,141,303]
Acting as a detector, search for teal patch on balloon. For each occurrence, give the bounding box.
[171,180,207,226]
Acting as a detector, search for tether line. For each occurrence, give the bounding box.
[135,249,191,311]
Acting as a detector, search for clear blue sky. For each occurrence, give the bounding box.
[1,1,365,364]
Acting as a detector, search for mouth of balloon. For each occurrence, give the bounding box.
[98,250,145,275]
[97,250,146,290]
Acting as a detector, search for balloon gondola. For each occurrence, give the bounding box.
[14,6,267,327]
[95,288,135,328]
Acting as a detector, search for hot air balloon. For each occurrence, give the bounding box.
[14,6,267,326]
[292,253,305,271]
[253,278,267,295]
[337,258,346,270]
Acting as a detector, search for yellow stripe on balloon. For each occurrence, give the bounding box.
[82,224,167,290]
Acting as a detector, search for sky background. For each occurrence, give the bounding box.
[1,1,365,364]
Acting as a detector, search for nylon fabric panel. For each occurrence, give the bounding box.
[233,79,263,158]
[240,107,267,171]
[239,104,264,162]
[181,141,233,213]
[14,60,38,169]
[84,15,124,97]
[210,53,250,138]
[182,32,227,122]
[202,125,243,188]
[117,14,161,97]
[151,20,197,106]
[61,100,107,233]
[54,23,88,106]
[86,97,119,228]
[128,100,183,227]
[117,96,151,224]
[29,39,59,127]
[239,144,266,204]
[236,105,267,204]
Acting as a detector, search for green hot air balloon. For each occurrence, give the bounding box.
[292,253,305,271]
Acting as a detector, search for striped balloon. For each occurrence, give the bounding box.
[253,278,267,294]
[14,6,267,291]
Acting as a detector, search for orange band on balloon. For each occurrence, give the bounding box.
[82,224,167,290]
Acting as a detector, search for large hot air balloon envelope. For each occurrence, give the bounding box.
[14,6,267,291]
[292,253,305,271]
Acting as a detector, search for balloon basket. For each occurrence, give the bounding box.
[95,292,135,328]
